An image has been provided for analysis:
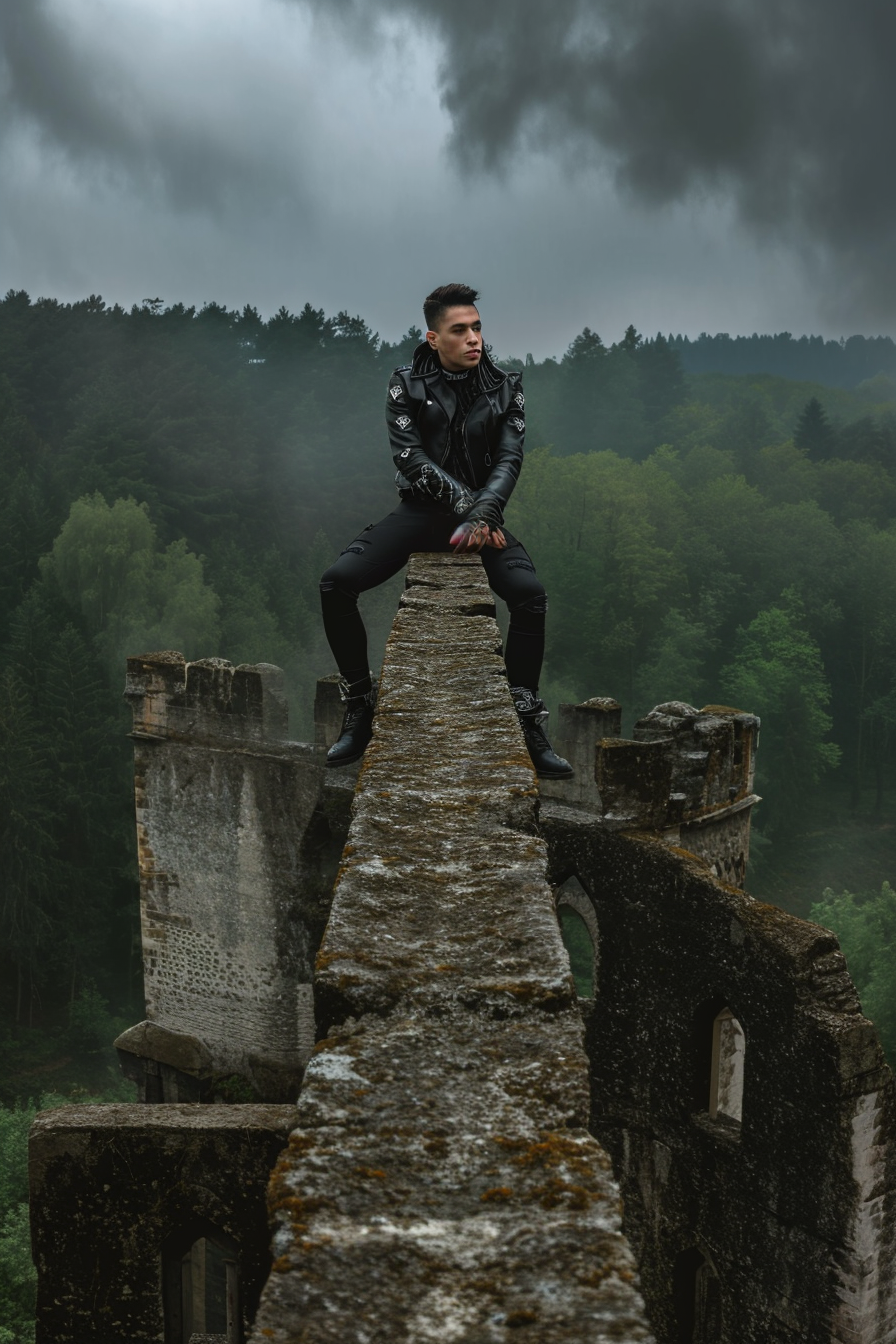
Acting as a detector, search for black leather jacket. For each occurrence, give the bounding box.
[386,341,525,525]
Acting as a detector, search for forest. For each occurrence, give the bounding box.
[1,289,895,1336]
[669,330,896,387]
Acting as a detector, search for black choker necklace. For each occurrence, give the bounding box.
[441,366,470,380]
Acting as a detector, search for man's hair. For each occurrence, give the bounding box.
[423,283,480,331]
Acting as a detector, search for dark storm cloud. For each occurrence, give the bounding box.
[0,0,303,213]
[308,0,896,316]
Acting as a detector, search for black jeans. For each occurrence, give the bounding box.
[319,501,546,692]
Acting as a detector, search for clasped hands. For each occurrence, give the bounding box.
[449,520,507,553]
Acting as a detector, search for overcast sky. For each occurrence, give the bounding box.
[2,0,895,359]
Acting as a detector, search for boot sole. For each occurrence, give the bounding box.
[326,750,367,767]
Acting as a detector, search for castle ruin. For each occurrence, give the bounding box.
[29,554,896,1342]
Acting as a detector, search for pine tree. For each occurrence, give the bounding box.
[794,397,836,460]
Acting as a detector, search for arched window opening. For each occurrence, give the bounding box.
[554,875,599,999]
[559,906,595,998]
[690,999,746,1126]
[162,1225,241,1343]
[709,1008,745,1123]
[673,1247,722,1343]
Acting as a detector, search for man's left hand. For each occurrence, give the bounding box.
[450,521,491,552]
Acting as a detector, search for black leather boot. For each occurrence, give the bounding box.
[510,686,573,779]
[326,677,378,767]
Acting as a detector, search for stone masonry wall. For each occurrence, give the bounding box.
[29,1104,297,1344]
[250,555,653,1343]
[121,654,337,1101]
[541,808,896,1344]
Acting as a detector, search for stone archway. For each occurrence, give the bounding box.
[555,875,599,1000]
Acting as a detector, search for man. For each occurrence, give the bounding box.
[319,282,572,779]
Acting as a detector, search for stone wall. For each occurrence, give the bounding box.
[251,555,653,1343]
[120,653,343,1101]
[29,1104,297,1344]
[29,655,352,1344]
[541,807,896,1344]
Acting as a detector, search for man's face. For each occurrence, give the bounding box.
[426,305,482,373]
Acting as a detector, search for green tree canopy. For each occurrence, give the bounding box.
[720,589,840,835]
[39,494,220,671]
[811,882,896,1060]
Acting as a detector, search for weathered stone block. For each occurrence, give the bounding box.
[539,696,622,809]
[115,1020,214,1102]
[594,736,675,828]
[314,557,571,1028]
[257,1015,651,1342]
[125,649,187,737]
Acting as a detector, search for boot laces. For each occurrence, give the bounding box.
[341,700,369,730]
[523,717,551,749]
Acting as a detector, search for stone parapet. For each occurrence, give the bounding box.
[126,653,289,746]
[633,701,759,810]
[251,554,653,1343]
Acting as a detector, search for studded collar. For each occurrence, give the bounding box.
[407,341,509,393]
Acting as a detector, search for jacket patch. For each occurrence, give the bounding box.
[514,392,525,409]
[396,415,411,430]
[389,385,403,401]
[509,416,525,432]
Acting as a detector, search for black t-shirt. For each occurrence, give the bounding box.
[440,366,481,486]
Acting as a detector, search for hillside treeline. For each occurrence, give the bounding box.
[669,330,896,388]
[1,289,895,1030]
